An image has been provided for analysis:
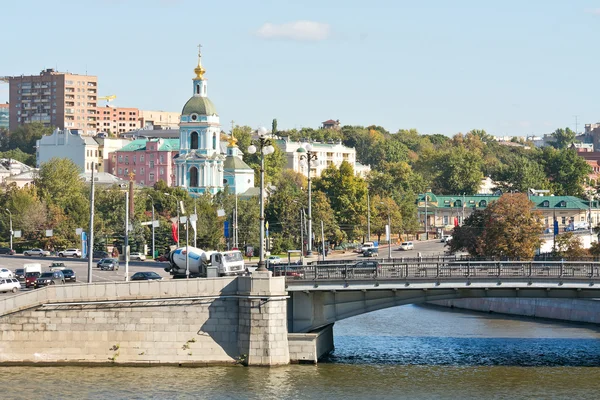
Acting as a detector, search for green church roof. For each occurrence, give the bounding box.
[118,139,180,152]
[181,96,218,116]
[224,156,253,170]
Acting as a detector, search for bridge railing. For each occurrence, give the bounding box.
[273,261,600,281]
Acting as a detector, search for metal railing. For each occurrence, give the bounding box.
[273,260,600,281]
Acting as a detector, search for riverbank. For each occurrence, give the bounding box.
[430,298,600,324]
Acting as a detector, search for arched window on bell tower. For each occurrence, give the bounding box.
[191,131,199,150]
[189,166,199,187]
[213,132,217,150]
[196,84,200,95]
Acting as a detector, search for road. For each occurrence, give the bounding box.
[0,240,450,296]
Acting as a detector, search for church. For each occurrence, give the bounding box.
[174,47,254,196]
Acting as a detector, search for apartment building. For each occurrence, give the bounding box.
[276,138,370,178]
[97,106,141,134]
[139,110,180,129]
[0,103,8,129]
[7,69,98,134]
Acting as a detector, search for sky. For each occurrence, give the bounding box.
[1,0,600,137]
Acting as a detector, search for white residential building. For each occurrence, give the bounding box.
[0,159,34,185]
[276,138,370,178]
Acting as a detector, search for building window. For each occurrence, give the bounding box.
[159,154,164,164]
[140,155,144,162]
[443,216,449,225]
[213,133,217,150]
[160,167,164,175]
[562,216,566,225]
[149,172,155,182]
[479,200,487,207]
[118,155,123,162]
[542,200,549,207]
[189,166,198,187]
[150,161,154,168]
[125,156,129,164]
[118,168,122,174]
[191,131,199,149]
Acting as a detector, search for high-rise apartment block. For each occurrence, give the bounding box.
[7,69,98,134]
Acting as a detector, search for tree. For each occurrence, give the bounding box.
[0,149,36,166]
[554,232,587,259]
[3,122,52,153]
[272,119,278,137]
[492,156,550,193]
[542,148,592,197]
[551,127,576,149]
[432,146,484,195]
[449,194,544,259]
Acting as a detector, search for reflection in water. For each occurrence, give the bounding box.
[2,304,600,400]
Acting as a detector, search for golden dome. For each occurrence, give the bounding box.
[194,61,206,80]
[227,134,238,147]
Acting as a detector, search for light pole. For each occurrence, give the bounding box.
[5,208,12,252]
[297,143,317,256]
[247,127,274,272]
[424,190,429,240]
[147,194,155,260]
[380,201,392,260]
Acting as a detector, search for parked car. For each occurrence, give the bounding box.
[0,278,20,293]
[92,251,109,259]
[61,269,76,282]
[0,247,15,255]
[267,255,281,265]
[96,258,107,268]
[399,241,414,251]
[48,262,66,271]
[25,272,41,288]
[129,252,146,261]
[99,258,119,271]
[0,268,13,278]
[363,248,379,257]
[23,248,51,257]
[34,271,65,288]
[58,248,81,258]
[14,268,25,281]
[131,271,162,281]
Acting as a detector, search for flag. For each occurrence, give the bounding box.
[171,221,179,244]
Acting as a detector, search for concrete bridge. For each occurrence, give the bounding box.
[1,260,599,366]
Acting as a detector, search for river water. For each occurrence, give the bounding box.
[3,304,600,399]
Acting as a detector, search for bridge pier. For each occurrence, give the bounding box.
[237,271,290,366]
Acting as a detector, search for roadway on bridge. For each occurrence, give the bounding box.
[0,239,448,297]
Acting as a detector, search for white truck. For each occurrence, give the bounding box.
[23,263,42,274]
[164,247,246,278]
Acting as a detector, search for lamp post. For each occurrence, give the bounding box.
[5,208,12,252]
[380,201,392,260]
[297,143,317,256]
[424,189,430,240]
[247,127,274,272]
[147,194,155,260]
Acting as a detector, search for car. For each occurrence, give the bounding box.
[129,252,146,261]
[23,248,51,257]
[363,248,379,257]
[267,255,281,265]
[0,278,21,293]
[58,248,81,258]
[99,258,119,271]
[131,271,162,281]
[34,271,65,288]
[399,241,414,251]
[93,251,109,259]
[0,268,13,278]
[155,254,169,262]
[344,261,380,278]
[61,269,76,282]
[14,268,25,281]
[441,235,453,243]
[25,272,40,288]
[48,262,66,271]
[0,247,15,255]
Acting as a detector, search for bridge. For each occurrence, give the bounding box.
[279,260,600,332]
[0,260,599,366]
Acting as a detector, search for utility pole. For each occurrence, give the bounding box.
[387,212,392,260]
[321,220,326,261]
[87,162,95,283]
[367,191,371,242]
[125,190,129,281]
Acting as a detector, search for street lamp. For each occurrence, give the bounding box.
[297,143,317,257]
[5,208,12,252]
[424,189,430,240]
[380,202,392,260]
[147,194,155,260]
[247,126,274,272]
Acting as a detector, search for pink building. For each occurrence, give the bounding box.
[109,138,179,187]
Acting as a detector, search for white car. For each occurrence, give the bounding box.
[0,278,20,293]
[267,256,281,265]
[399,241,414,251]
[129,252,146,261]
[0,268,14,278]
[58,248,81,258]
[441,235,453,243]
[23,248,51,257]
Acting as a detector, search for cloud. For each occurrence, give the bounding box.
[585,8,600,15]
[256,21,331,41]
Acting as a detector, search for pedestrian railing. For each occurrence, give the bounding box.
[273,260,600,282]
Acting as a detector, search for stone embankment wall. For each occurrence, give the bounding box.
[431,298,600,324]
[0,274,293,366]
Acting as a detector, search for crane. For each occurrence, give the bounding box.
[98,95,116,106]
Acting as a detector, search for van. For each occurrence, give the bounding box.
[24,263,42,275]
[361,242,376,251]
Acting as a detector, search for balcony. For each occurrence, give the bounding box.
[65,102,74,107]
[43,91,51,95]
[87,89,96,94]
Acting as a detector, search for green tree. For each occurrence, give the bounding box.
[492,156,550,193]
[542,148,592,197]
[551,127,576,149]
[0,149,36,166]
[432,146,484,195]
[4,122,52,153]
[272,119,278,136]
[554,232,587,259]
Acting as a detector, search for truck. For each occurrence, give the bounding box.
[163,247,246,278]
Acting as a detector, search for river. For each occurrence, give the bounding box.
[2,304,600,399]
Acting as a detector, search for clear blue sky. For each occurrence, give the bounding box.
[1,0,599,137]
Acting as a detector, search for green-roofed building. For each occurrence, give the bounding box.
[417,192,600,237]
